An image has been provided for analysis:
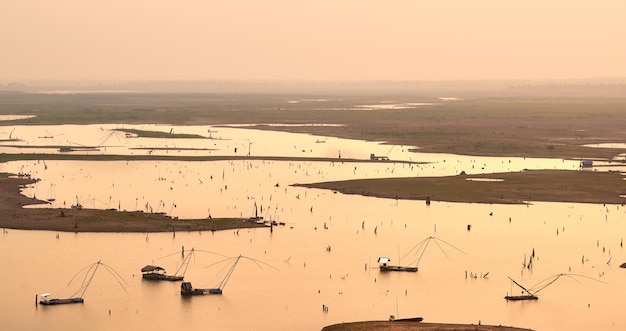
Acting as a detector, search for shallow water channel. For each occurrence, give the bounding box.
[1,124,625,331]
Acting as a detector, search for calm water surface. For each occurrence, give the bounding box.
[1,124,625,331]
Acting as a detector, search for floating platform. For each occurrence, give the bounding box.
[141,265,184,281]
[180,282,222,296]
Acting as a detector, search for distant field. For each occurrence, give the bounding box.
[1,89,626,210]
[115,128,207,139]
[1,90,626,160]
[297,170,626,205]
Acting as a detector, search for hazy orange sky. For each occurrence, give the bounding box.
[2,0,625,81]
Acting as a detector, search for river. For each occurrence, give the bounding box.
[0,124,624,331]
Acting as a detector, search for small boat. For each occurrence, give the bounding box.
[37,260,127,306]
[142,248,196,281]
[504,294,538,301]
[393,317,424,322]
[180,282,222,295]
[249,202,264,223]
[380,265,419,272]
[38,293,84,305]
[377,257,418,272]
[378,237,464,273]
[389,315,424,322]
[181,254,278,297]
[505,276,543,301]
[46,182,56,202]
[505,273,604,301]
[141,265,184,281]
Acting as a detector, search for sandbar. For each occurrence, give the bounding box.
[0,173,267,233]
[322,321,533,331]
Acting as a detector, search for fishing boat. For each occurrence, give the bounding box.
[504,294,538,301]
[393,317,424,322]
[379,265,419,272]
[389,315,424,322]
[180,282,223,295]
[141,248,196,281]
[505,276,544,301]
[181,254,278,297]
[37,260,127,306]
[248,201,264,223]
[180,255,243,296]
[505,273,604,301]
[378,236,464,273]
[377,257,417,272]
[38,293,84,305]
[141,265,184,281]
[46,182,56,202]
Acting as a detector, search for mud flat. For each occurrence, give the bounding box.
[2,90,626,231]
[0,173,266,233]
[322,321,533,331]
[298,169,626,205]
[2,90,626,160]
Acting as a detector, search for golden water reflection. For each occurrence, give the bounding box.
[0,124,624,331]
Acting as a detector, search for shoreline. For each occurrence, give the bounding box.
[297,169,626,206]
[322,321,533,331]
[3,167,626,233]
[1,173,537,331]
[0,173,268,233]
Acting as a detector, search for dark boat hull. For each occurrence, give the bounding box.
[181,288,223,296]
[142,273,184,281]
[505,295,538,301]
[392,317,424,322]
[380,265,418,272]
[180,282,222,295]
[39,298,84,305]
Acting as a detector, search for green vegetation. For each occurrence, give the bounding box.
[0,153,355,164]
[1,89,626,207]
[114,128,207,139]
[297,170,626,205]
[1,91,626,160]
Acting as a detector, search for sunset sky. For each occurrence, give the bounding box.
[2,0,626,81]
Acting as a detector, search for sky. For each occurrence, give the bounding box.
[2,0,626,81]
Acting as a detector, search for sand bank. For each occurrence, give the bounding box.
[0,173,267,233]
[322,321,533,331]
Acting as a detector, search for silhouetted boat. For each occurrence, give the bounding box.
[504,294,538,301]
[389,315,424,322]
[141,265,184,281]
[38,260,127,306]
[181,254,278,297]
[249,201,264,223]
[141,248,196,281]
[38,294,84,305]
[180,282,222,295]
[378,237,464,273]
[377,257,417,272]
[505,273,604,301]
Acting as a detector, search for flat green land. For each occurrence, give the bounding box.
[297,170,626,205]
[322,321,532,331]
[0,173,268,233]
[0,87,625,229]
[114,128,207,139]
[3,88,626,160]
